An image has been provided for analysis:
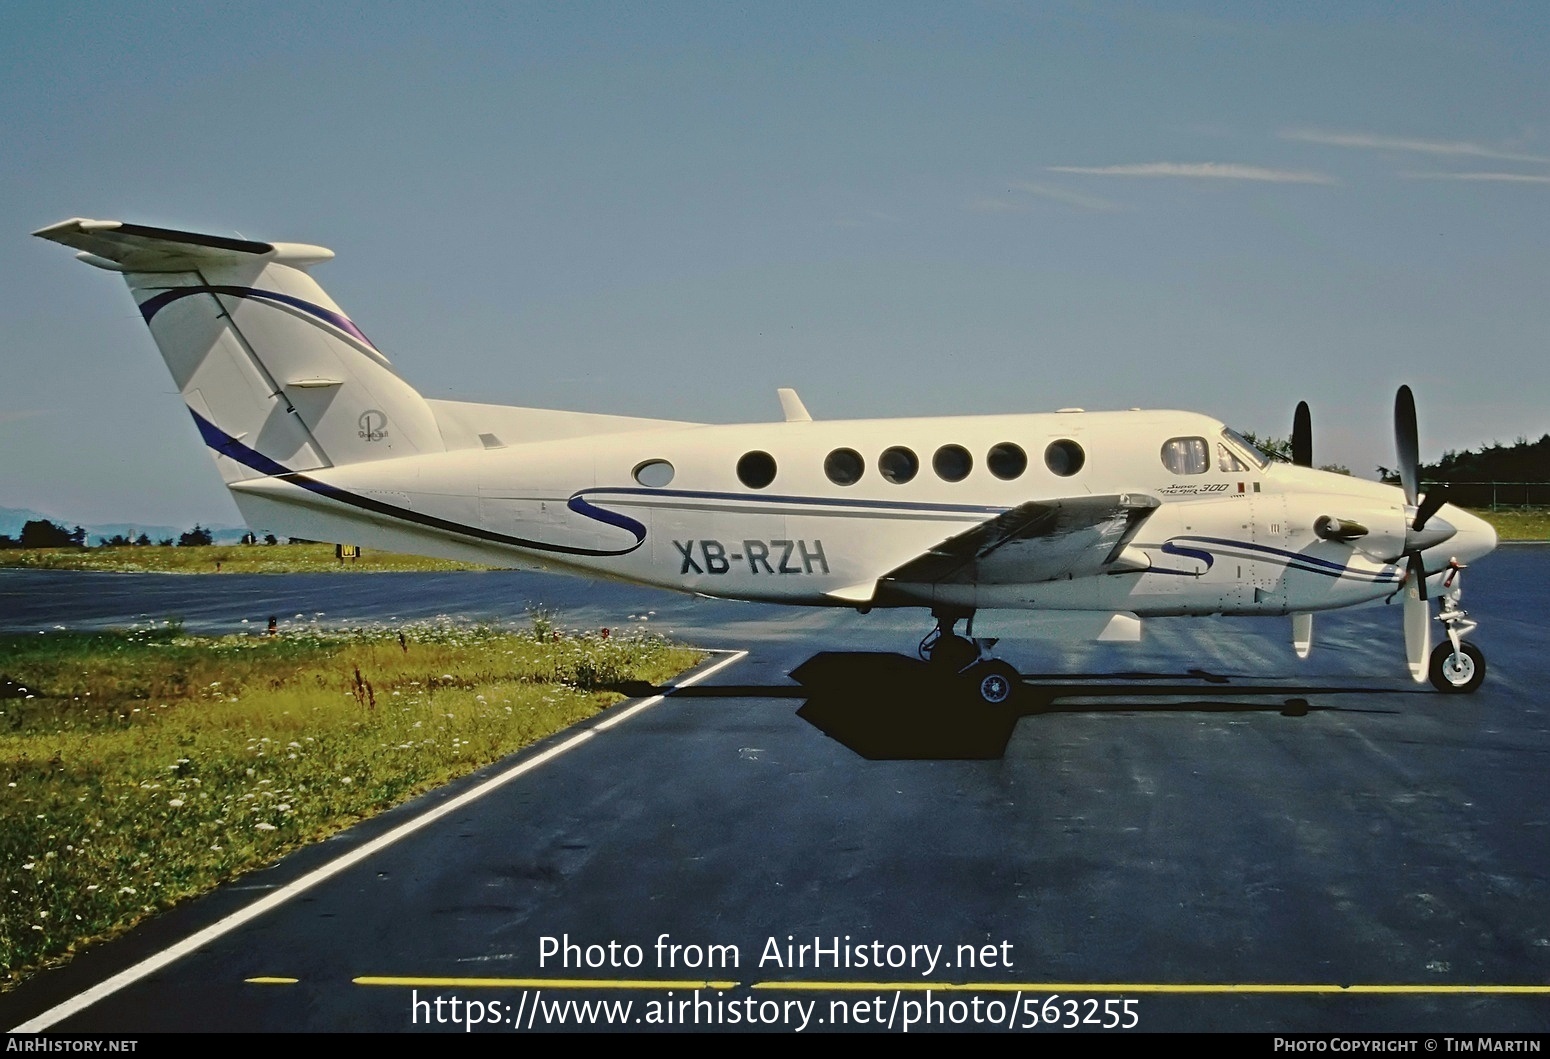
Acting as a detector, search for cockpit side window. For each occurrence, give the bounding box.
[1218,443,1249,473]
[1219,428,1269,470]
[1161,437,1209,475]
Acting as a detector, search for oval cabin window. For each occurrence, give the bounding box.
[633,459,675,488]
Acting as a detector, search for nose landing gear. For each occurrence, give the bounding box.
[1429,559,1486,694]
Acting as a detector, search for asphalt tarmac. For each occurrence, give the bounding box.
[2,546,1547,1033]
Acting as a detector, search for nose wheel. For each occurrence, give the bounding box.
[1429,640,1484,694]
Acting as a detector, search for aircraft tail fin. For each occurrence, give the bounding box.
[34,218,444,483]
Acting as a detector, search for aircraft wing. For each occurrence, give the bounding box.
[879,493,1160,588]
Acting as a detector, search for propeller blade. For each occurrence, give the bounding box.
[1408,551,1429,602]
[1404,584,1431,682]
[1292,612,1313,659]
[1414,483,1450,531]
[1404,566,1431,682]
[1395,385,1420,506]
[1292,401,1312,467]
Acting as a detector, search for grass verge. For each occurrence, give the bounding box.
[1474,508,1550,542]
[0,543,488,573]
[0,618,702,992]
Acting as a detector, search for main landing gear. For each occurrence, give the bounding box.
[1429,560,1486,694]
[919,610,1021,705]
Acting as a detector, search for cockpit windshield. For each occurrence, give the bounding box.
[1220,428,1269,470]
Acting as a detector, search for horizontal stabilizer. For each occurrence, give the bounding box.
[33,218,332,273]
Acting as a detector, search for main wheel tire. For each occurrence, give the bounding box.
[1428,640,1485,694]
[968,660,1019,705]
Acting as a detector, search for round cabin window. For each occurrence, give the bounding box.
[824,448,865,486]
[878,446,919,484]
[1044,439,1085,477]
[933,444,972,482]
[986,442,1027,480]
[736,450,777,489]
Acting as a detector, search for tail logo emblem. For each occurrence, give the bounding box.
[358,409,390,442]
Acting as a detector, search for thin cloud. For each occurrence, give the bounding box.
[1007,181,1123,212]
[0,409,50,424]
[1400,171,1550,184]
[1047,162,1336,185]
[1282,128,1550,165]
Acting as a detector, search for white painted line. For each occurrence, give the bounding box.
[11,649,749,1031]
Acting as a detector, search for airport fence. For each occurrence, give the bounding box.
[1423,481,1550,509]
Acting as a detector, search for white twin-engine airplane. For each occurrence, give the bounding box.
[36,218,1497,703]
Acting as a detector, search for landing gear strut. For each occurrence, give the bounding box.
[1429,559,1486,694]
[919,610,1020,705]
[919,610,979,673]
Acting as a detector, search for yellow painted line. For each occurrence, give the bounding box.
[244,977,299,985]
[353,976,1550,995]
[753,981,1550,995]
[355,976,740,990]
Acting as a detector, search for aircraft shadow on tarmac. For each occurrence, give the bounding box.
[648,652,1409,761]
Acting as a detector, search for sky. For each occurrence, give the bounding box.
[3,1,1547,528]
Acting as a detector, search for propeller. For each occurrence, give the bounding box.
[1289,401,1315,658]
[1289,388,1456,681]
[1392,385,1457,682]
[1292,401,1312,467]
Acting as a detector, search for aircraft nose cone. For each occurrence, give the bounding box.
[1437,504,1497,565]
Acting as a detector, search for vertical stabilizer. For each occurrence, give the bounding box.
[34,219,444,483]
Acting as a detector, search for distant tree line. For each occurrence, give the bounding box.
[0,521,282,549]
[1379,434,1550,507]
[1413,434,1550,484]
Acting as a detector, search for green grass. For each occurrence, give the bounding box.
[1470,508,1550,542]
[0,618,703,991]
[0,543,488,573]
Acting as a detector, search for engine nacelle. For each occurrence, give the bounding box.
[1314,515,1368,542]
